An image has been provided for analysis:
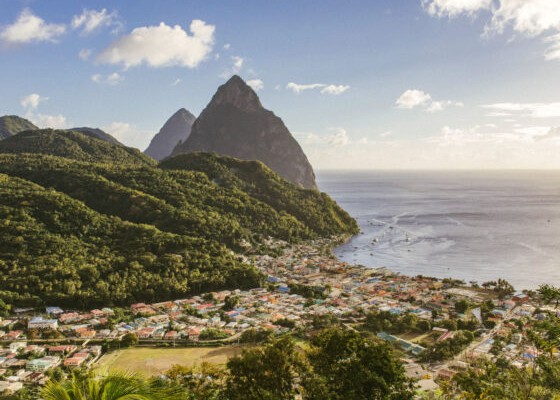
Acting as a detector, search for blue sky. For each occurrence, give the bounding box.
[2,0,560,169]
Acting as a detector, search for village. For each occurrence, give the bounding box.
[0,238,551,396]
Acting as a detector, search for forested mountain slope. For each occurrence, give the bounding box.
[0,131,357,307]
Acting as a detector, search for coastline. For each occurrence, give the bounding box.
[318,170,560,290]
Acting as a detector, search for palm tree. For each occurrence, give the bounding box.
[40,370,181,400]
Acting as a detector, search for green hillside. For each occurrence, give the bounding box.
[0,129,155,166]
[0,132,357,308]
[0,173,260,307]
[160,152,358,237]
[0,115,37,139]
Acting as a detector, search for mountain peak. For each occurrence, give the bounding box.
[171,77,317,189]
[174,108,196,119]
[0,115,38,140]
[211,75,262,111]
[144,108,196,160]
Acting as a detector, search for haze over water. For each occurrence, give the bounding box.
[317,171,560,290]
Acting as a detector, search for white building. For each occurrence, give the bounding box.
[28,317,58,330]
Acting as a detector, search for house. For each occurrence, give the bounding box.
[26,356,60,372]
[437,368,456,379]
[9,343,26,354]
[164,331,179,340]
[59,312,81,324]
[512,293,530,304]
[3,331,24,341]
[48,345,76,356]
[64,356,87,368]
[187,327,201,341]
[28,317,58,330]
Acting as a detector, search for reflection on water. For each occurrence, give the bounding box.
[317,170,560,290]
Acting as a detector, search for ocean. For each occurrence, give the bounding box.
[316,170,560,290]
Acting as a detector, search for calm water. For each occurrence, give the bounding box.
[316,171,560,290]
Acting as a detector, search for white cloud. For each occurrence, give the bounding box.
[286,82,325,94]
[429,123,560,146]
[544,33,560,61]
[106,72,123,85]
[20,93,47,110]
[103,121,131,141]
[423,0,560,61]
[396,89,463,112]
[223,43,231,50]
[486,0,560,36]
[0,8,65,45]
[430,124,526,146]
[232,56,244,72]
[320,84,350,95]
[247,79,264,91]
[72,8,121,35]
[535,126,560,141]
[286,82,350,95]
[79,48,92,60]
[97,19,215,69]
[91,72,123,85]
[172,78,182,86]
[220,55,247,79]
[396,89,432,109]
[422,0,492,18]
[379,130,393,137]
[103,121,153,149]
[427,100,464,113]
[294,128,351,146]
[327,128,350,146]
[32,113,67,129]
[481,102,560,118]
[19,91,66,129]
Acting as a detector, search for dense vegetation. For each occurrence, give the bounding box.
[162,328,413,400]
[0,130,357,307]
[0,129,154,166]
[160,152,358,237]
[34,329,411,400]
[0,115,37,140]
[0,173,261,307]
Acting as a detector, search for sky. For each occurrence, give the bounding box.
[2,0,560,170]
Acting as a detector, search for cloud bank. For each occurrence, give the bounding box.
[97,20,215,68]
[0,9,65,45]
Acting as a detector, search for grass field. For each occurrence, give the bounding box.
[96,346,244,377]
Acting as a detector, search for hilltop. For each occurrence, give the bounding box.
[0,115,37,139]
[0,129,155,166]
[144,108,196,161]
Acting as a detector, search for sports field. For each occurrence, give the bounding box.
[96,346,243,376]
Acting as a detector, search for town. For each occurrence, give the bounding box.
[0,237,551,396]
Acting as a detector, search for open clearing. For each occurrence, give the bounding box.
[96,346,243,376]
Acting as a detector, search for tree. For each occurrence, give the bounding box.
[454,299,469,314]
[222,295,240,311]
[164,362,224,400]
[121,332,139,347]
[538,284,560,308]
[226,336,305,400]
[495,279,515,299]
[303,328,415,400]
[0,299,11,317]
[41,371,180,400]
